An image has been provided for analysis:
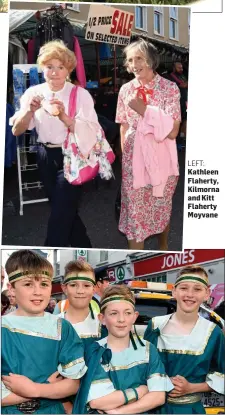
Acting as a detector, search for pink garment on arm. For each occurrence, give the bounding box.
[132,105,179,197]
[74,37,86,88]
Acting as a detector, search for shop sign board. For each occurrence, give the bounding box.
[107,263,134,282]
[85,4,134,46]
[134,250,225,277]
[76,250,88,262]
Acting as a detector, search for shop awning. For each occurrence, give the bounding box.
[9,10,36,33]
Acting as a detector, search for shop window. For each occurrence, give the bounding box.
[67,4,80,12]
[188,9,191,40]
[100,251,108,263]
[169,7,179,40]
[135,6,147,31]
[154,7,164,36]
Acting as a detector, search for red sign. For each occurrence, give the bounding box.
[134,250,224,277]
[52,283,62,295]
[107,269,116,282]
[110,10,134,36]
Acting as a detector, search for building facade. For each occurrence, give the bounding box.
[10,2,190,50]
[10,3,190,74]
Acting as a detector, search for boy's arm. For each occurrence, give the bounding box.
[168,376,212,397]
[105,391,165,414]
[170,327,225,397]
[2,374,80,400]
[89,385,148,411]
[1,391,30,406]
[36,378,80,399]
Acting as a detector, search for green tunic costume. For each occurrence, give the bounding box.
[1,312,87,414]
[73,336,173,414]
[144,314,225,414]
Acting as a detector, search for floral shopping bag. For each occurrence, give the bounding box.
[62,86,115,185]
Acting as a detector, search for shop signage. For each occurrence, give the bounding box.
[107,264,133,282]
[85,4,134,46]
[77,250,87,262]
[134,250,224,277]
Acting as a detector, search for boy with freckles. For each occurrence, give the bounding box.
[1,250,87,414]
[144,265,225,414]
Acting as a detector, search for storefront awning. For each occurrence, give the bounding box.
[9,10,36,33]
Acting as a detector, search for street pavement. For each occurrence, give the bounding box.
[2,149,185,251]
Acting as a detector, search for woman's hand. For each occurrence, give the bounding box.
[49,98,66,120]
[2,373,39,398]
[28,96,42,113]
[168,375,192,397]
[128,97,146,117]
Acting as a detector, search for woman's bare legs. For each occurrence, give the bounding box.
[128,239,145,250]
[158,223,170,251]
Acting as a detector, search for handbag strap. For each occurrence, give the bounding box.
[64,85,78,148]
[68,85,78,119]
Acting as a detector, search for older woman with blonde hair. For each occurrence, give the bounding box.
[116,38,181,251]
[11,40,97,247]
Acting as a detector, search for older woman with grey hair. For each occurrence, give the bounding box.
[116,38,181,251]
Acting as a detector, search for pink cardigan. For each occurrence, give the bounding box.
[132,106,179,197]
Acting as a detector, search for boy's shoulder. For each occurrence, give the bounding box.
[2,312,66,339]
[151,314,172,330]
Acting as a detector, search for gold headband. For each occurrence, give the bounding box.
[175,274,209,287]
[8,270,52,284]
[63,275,95,285]
[100,295,135,311]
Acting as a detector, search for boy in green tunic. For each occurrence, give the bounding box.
[1,249,87,414]
[144,265,225,414]
[59,260,107,347]
[73,284,173,414]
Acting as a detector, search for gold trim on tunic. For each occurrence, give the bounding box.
[102,341,150,372]
[148,373,167,379]
[61,357,85,369]
[167,393,202,404]
[80,334,100,338]
[159,324,215,355]
[2,318,62,340]
[76,320,101,339]
[91,378,112,385]
[208,371,224,378]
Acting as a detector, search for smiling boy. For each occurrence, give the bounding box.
[59,260,107,348]
[73,285,173,414]
[1,250,87,414]
[144,265,225,414]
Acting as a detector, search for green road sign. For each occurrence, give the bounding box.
[116,266,125,281]
[77,250,87,257]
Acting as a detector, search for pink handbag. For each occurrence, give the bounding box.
[62,86,115,185]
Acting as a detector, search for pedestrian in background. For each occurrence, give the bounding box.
[3,289,17,314]
[1,291,10,315]
[170,61,188,144]
[116,39,181,251]
[93,268,110,307]
[45,297,57,314]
